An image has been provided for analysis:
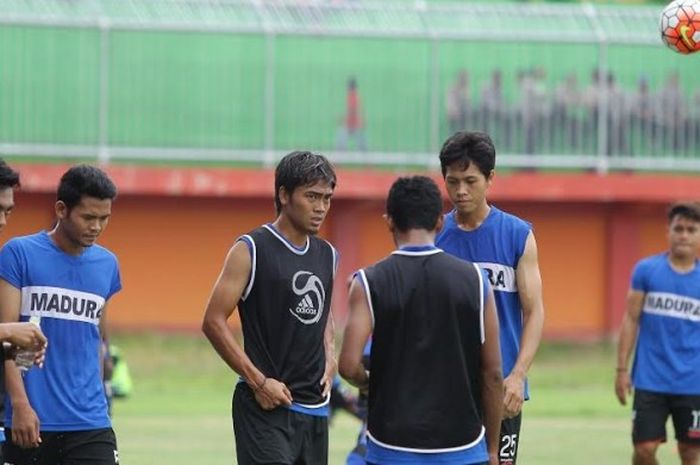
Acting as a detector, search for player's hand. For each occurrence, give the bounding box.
[320,356,337,398]
[254,378,293,410]
[2,322,47,351]
[503,373,525,418]
[31,345,47,368]
[615,370,632,405]
[11,401,42,448]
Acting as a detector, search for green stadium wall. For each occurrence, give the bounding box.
[2,24,699,158]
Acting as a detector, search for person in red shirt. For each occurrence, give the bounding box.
[336,77,368,152]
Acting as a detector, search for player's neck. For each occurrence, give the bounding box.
[455,202,490,231]
[47,224,85,256]
[394,230,436,249]
[667,253,697,273]
[271,216,308,248]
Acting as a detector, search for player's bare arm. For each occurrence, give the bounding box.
[320,312,336,397]
[481,288,504,465]
[505,231,545,418]
[615,289,644,406]
[99,305,113,381]
[202,240,292,410]
[0,278,41,448]
[338,278,372,392]
[99,305,110,344]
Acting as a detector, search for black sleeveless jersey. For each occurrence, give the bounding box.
[238,225,337,406]
[360,248,486,450]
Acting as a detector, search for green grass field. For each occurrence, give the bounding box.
[110,333,679,465]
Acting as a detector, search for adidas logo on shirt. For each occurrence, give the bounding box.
[295,295,317,315]
[288,271,326,325]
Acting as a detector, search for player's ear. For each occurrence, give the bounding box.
[383,213,394,233]
[55,200,68,220]
[278,186,290,208]
[486,169,495,185]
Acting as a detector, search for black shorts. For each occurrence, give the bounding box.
[3,427,118,465]
[498,413,522,465]
[632,388,700,445]
[233,383,328,465]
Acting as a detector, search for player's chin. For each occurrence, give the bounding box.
[81,237,98,247]
[673,243,693,255]
[456,204,475,215]
[307,220,324,235]
[306,225,321,235]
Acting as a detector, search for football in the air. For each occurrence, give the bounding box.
[660,0,700,54]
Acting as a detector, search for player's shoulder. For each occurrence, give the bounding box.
[234,226,265,255]
[1,231,47,252]
[491,205,532,232]
[363,251,411,279]
[243,224,268,241]
[365,253,393,272]
[437,250,480,273]
[634,253,667,272]
[240,224,286,250]
[310,234,334,249]
[87,243,119,264]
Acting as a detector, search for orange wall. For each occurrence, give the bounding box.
[0,191,677,339]
[506,203,608,339]
[103,196,277,330]
[638,205,670,257]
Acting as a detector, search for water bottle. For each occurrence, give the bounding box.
[16,316,41,373]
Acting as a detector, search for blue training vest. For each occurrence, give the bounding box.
[436,206,531,399]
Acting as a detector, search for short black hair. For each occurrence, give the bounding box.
[439,131,495,178]
[57,164,117,210]
[274,151,336,214]
[0,159,20,190]
[668,202,700,223]
[386,176,442,233]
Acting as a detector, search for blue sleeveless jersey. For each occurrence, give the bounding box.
[436,206,531,399]
[630,254,700,395]
[0,231,122,431]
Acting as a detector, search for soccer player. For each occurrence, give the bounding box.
[435,131,545,465]
[339,175,503,465]
[0,159,48,465]
[202,151,338,465]
[615,202,700,465]
[0,165,121,465]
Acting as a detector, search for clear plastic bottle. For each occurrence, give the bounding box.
[16,316,41,372]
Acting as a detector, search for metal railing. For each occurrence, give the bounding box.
[0,0,698,172]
